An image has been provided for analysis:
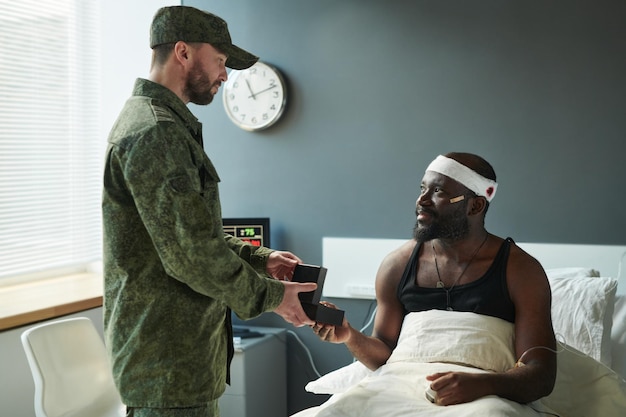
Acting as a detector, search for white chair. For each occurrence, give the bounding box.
[21,317,125,417]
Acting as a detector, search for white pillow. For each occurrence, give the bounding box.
[610,295,626,380]
[539,341,626,417]
[305,360,372,394]
[545,267,600,279]
[549,276,617,366]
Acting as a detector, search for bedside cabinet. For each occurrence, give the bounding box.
[218,326,287,417]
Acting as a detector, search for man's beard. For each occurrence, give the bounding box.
[185,61,218,105]
[413,203,470,243]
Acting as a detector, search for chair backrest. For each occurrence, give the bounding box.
[21,317,125,417]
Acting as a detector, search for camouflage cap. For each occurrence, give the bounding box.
[150,6,259,70]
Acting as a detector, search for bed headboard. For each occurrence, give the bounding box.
[516,242,625,289]
[322,237,626,299]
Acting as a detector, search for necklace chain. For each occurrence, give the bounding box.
[432,233,489,311]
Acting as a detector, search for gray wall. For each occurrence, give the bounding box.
[187,0,626,251]
[185,0,626,414]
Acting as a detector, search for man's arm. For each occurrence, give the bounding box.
[313,241,415,370]
[496,244,557,401]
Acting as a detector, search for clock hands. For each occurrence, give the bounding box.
[248,84,277,99]
[245,79,256,100]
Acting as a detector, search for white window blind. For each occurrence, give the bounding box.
[0,0,102,281]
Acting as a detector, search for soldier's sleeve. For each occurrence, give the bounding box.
[223,233,274,275]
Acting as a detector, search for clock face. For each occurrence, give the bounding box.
[222,61,287,131]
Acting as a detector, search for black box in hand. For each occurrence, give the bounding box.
[293,264,327,304]
[301,303,344,327]
[293,264,345,326]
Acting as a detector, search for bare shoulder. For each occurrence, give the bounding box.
[378,240,416,277]
[507,241,546,276]
[375,240,417,294]
[506,240,550,296]
[373,240,416,349]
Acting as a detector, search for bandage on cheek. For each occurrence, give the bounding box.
[449,195,465,203]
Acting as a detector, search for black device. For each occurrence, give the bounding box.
[232,326,264,339]
[223,217,270,247]
[292,264,345,326]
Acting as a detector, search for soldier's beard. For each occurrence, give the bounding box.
[186,61,218,106]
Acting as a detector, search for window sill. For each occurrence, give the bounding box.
[0,273,103,331]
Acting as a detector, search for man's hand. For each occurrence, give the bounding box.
[311,301,351,343]
[266,251,302,280]
[426,371,488,406]
[274,280,317,327]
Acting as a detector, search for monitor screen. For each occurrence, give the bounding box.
[222,217,270,248]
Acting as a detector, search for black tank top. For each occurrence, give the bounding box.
[397,237,515,323]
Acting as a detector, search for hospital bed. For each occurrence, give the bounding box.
[290,238,626,417]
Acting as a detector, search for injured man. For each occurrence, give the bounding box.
[299,152,559,417]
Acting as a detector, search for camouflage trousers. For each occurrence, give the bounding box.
[126,401,219,417]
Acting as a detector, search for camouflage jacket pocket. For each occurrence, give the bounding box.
[168,169,202,194]
[168,155,221,194]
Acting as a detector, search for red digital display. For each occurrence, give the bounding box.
[241,238,262,247]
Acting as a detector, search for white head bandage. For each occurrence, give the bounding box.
[426,155,498,202]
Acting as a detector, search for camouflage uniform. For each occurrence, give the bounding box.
[102,78,284,410]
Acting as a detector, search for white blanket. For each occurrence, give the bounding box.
[386,309,516,372]
[297,362,547,417]
[294,310,626,417]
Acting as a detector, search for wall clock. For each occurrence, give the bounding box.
[222,61,287,131]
